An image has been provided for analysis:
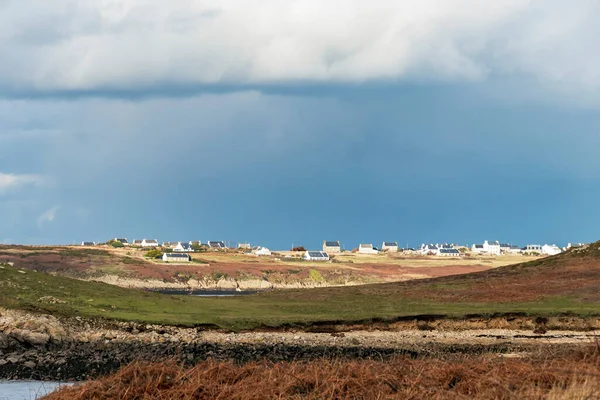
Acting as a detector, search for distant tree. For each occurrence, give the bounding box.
[109,240,124,248]
[144,249,162,259]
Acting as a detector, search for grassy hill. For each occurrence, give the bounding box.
[1,243,599,330]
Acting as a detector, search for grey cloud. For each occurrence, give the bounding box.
[0,0,598,100]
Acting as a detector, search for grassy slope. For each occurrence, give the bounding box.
[1,243,600,330]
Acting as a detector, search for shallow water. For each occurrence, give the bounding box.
[156,289,259,296]
[0,381,72,400]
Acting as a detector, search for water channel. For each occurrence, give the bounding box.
[0,381,72,399]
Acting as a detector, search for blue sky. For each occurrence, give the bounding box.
[1,1,599,248]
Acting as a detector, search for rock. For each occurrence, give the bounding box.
[0,333,8,349]
[0,359,6,366]
[9,329,50,346]
[37,296,66,304]
[23,361,36,368]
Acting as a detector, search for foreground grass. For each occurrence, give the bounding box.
[1,263,599,331]
[44,346,600,399]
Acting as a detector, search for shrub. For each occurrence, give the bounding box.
[309,269,324,282]
[109,241,124,248]
[212,272,228,281]
[59,249,109,257]
[145,249,163,259]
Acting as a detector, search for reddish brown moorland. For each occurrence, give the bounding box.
[44,346,600,400]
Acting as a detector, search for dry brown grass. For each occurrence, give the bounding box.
[44,346,600,399]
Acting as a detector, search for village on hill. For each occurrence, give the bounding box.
[78,238,583,263]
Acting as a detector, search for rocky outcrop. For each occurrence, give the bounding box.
[0,309,69,351]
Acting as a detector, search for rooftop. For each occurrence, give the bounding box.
[164,253,190,258]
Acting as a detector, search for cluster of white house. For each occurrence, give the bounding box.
[322,241,400,254]
[320,241,462,256]
[86,238,227,251]
[80,238,582,263]
[469,240,575,256]
[320,240,579,257]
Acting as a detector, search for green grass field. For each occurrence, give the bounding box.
[2,246,600,331]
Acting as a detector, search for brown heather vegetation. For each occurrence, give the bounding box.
[45,346,600,399]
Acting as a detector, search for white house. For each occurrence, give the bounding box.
[471,240,501,255]
[131,240,143,247]
[114,238,129,246]
[252,246,272,256]
[419,244,439,255]
[542,244,562,256]
[381,242,399,252]
[162,241,178,248]
[141,239,159,247]
[81,241,96,246]
[162,253,191,262]
[358,244,379,254]
[523,244,542,254]
[486,241,501,255]
[238,243,251,249]
[471,244,484,253]
[174,242,194,252]
[507,245,522,254]
[207,241,226,249]
[323,241,341,253]
[303,251,330,261]
[438,248,460,257]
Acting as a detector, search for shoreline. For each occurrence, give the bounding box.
[2,308,600,381]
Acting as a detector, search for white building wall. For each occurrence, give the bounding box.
[542,244,562,256]
[358,244,378,254]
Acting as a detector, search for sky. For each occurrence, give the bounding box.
[1,0,600,249]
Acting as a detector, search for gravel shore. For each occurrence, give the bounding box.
[2,308,599,381]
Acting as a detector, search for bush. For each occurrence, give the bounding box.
[309,269,324,282]
[145,249,163,259]
[110,241,124,248]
